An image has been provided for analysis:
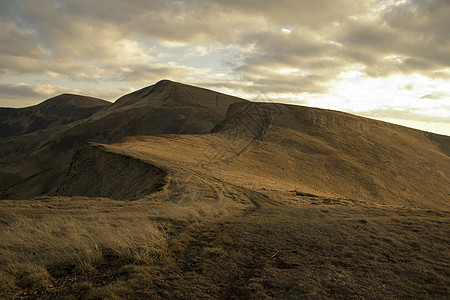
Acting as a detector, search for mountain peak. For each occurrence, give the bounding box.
[110,79,247,112]
[1,80,449,210]
[40,94,111,108]
[154,79,173,85]
[0,94,111,137]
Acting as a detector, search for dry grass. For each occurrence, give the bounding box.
[0,213,167,296]
[0,188,247,298]
[108,106,449,210]
[1,107,448,297]
[0,179,448,298]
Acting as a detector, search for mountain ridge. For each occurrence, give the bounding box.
[0,94,111,137]
[0,80,449,209]
[0,80,247,198]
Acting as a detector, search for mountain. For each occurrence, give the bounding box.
[0,80,449,209]
[45,79,247,149]
[61,101,448,209]
[0,94,111,137]
[0,80,246,198]
[212,102,450,209]
[1,80,449,298]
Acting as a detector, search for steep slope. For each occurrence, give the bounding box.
[103,101,449,209]
[227,103,450,209]
[0,80,247,199]
[54,143,166,200]
[0,94,111,137]
[37,80,248,155]
[112,79,241,113]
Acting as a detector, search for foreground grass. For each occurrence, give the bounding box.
[0,191,245,299]
[0,193,449,299]
[0,212,167,298]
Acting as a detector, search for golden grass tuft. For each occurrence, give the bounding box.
[14,263,52,289]
[0,271,18,295]
[0,214,167,294]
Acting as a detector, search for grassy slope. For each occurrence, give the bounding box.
[1,82,449,298]
[2,126,447,298]
[105,112,450,210]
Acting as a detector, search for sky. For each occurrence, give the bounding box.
[1,0,449,135]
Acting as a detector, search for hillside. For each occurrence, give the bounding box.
[0,80,449,298]
[0,94,111,137]
[1,80,448,206]
[211,102,450,209]
[55,143,166,200]
[0,80,246,198]
[62,101,448,209]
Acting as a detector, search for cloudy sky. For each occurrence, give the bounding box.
[1,0,449,135]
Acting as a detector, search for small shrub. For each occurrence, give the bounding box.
[169,239,187,253]
[47,261,76,277]
[101,221,167,265]
[14,264,52,289]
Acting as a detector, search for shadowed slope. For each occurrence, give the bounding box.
[0,94,111,137]
[51,80,248,147]
[0,80,246,199]
[111,79,243,114]
[54,143,166,200]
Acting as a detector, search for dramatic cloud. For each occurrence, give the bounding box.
[1,0,449,134]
